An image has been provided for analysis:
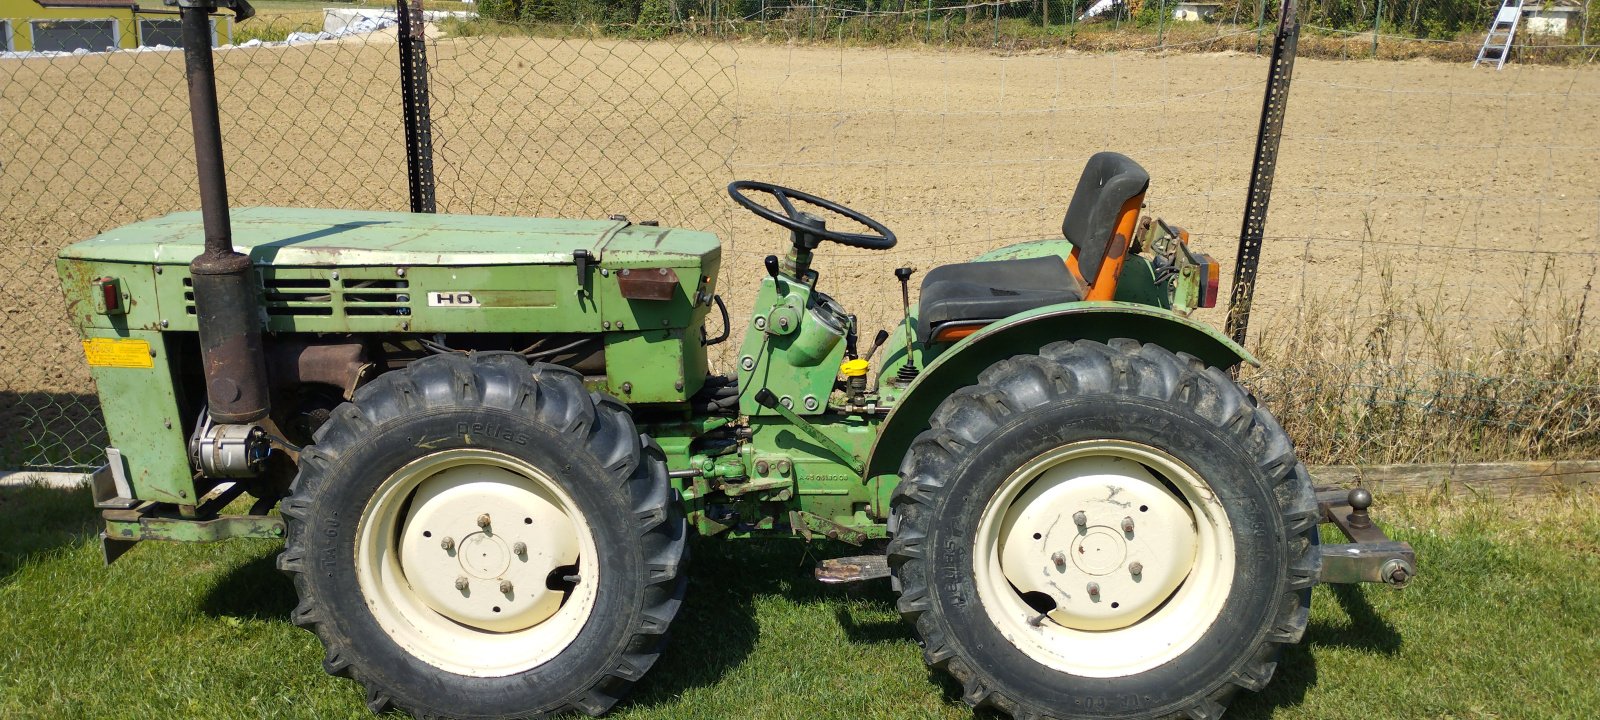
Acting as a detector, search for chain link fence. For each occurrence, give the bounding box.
[2,0,1598,470]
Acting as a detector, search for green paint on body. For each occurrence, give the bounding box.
[56,208,1249,546]
[59,208,721,337]
[863,301,1256,477]
[58,207,719,268]
[734,275,850,417]
[76,328,196,505]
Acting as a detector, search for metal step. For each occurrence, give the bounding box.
[815,555,890,584]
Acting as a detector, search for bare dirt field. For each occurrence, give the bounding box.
[4,31,1599,462]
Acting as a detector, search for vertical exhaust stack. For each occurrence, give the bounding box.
[178,0,269,425]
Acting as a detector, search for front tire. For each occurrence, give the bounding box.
[278,352,686,718]
[888,339,1319,720]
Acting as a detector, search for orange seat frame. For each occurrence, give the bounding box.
[1066,192,1144,301]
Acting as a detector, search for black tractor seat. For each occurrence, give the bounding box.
[918,255,1083,341]
[916,151,1150,343]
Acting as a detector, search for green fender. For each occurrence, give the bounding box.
[864,301,1257,478]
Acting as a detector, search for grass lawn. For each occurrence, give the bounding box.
[2,484,1598,720]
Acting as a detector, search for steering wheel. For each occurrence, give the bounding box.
[727,181,897,251]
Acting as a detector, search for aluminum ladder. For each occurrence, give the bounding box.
[1473,0,1524,69]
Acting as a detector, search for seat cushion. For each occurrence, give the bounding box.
[918,256,1085,340]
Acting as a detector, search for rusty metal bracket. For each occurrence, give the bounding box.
[1315,486,1417,587]
[101,497,285,565]
[789,510,868,545]
[722,477,792,497]
[266,339,370,399]
[101,532,139,565]
[103,508,284,543]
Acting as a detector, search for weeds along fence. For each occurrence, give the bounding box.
[1,1,1598,471]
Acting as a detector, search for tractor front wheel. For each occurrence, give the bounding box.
[888,339,1319,720]
[278,352,686,718]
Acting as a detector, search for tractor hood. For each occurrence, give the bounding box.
[58,207,720,268]
[57,207,724,349]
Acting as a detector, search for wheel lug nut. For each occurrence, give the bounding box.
[477,513,491,529]
[1086,582,1100,598]
[1072,511,1087,527]
[1050,551,1066,566]
[1129,561,1143,576]
[499,579,514,594]
[1122,517,1135,533]
[454,576,469,592]
[440,536,455,552]
[513,541,527,556]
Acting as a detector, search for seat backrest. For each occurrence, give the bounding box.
[1062,152,1150,290]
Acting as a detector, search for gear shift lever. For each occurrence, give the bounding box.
[893,267,919,385]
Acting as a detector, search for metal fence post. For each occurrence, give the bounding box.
[1372,0,1381,57]
[1226,0,1298,346]
[397,0,437,213]
[1156,0,1167,47]
[1255,0,1266,53]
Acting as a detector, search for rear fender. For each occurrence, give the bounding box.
[865,301,1255,478]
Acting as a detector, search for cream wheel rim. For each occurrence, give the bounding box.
[356,449,598,677]
[973,440,1235,678]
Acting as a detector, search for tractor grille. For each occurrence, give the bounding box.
[182,275,411,318]
[262,277,333,316]
[341,278,410,316]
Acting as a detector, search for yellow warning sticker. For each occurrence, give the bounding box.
[82,338,154,369]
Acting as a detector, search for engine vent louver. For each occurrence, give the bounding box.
[263,277,333,316]
[342,278,411,316]
[181,275,410,318]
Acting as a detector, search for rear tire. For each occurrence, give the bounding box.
[888,339,1319,720]
[278,352,686,718]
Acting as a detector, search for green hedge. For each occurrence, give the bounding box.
[473,0,1524,42]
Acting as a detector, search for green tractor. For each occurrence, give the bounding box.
[54,5,1414,719]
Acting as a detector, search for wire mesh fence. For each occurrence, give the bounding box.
[2,0,1598,470]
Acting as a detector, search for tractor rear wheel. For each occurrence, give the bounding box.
[278,352,686,718]
[888,339,1319,720]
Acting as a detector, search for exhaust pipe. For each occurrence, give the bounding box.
[180,1,270,428]
[180,0,269,425]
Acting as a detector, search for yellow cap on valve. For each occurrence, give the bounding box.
[840,359,870,377]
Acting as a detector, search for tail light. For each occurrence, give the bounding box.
[1196,253,1220,308]
[93,276,125,315]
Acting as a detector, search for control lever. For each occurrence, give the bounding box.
[574,249,592,295]
[865,330,890,360]
[754,389,863,474]
[764,255,781,278]
[893,267,919,384]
